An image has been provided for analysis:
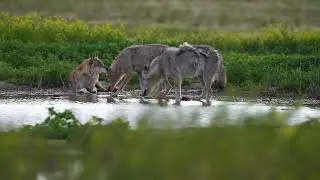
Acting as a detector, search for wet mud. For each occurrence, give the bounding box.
[0,81,319,107]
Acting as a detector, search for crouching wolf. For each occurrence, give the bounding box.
[141,42,217,106]
[69,54,108,94]
[106,44,169,96]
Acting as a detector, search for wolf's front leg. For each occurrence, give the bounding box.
[161,77,172,102]
[87,86,98,94]
[87,81,98,93]
[95,81,107,92]
[173,76,182,106]
[118,72,133,93]
[197,75,206,100]
[75,82,88,94]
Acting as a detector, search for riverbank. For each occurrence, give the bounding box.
[0,81,319,107]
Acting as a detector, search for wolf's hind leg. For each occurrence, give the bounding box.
[197,75,206,100]
[173,76,183,106]
[203,74,214,106]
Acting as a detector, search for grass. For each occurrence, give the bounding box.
[1,2,319,178]
[1,107,320,179]
[1,0,320,31]
[0,13,319,97]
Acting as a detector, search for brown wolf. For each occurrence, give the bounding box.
[106,44,169,96]
[69,54,108,94]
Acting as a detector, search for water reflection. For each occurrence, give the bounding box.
[36,160,85,180]
[67,93,99,103]
[0,96,319,129]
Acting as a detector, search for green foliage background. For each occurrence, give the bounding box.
[0,13,319,97]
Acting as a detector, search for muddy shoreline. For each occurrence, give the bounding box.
[0,81,319,107]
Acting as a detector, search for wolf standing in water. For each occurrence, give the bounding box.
[69,54,108,94]
[141,42,219,106]
[106,44,169,96]
[147,43,227,103]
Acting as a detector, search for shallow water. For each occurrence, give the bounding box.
[0,93,319,129]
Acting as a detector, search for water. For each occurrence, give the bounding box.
[0,93,319,129]
[0,93,318,180]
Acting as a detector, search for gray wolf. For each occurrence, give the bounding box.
[147,43,227,102]
[69,54,108,94]
[105,44,169,96]
[141,42,217,106]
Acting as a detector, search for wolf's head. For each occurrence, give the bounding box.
[87,54,108,74]
[141,57,163,97]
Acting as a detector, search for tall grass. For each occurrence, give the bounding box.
[1,0,320,31]
[0,13,319,97]
[1,107,320,179]
[1,13,320,54]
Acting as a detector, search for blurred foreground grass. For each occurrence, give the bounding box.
[0,107,320,179]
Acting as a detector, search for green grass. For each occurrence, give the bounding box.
[0,13,319,97]
[1,107,320,179]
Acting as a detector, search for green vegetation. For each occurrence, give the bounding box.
[1,107,320,179]
[0,13,319,97]
[1,0,320,31]
[1,1,319,178]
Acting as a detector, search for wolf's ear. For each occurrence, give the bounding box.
[94,53,99,59]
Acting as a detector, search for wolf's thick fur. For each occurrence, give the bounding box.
[69,55,108,94]
[106,44,169,96]
[149,44,227,100]
[141,43,214,106]
[193,44,227,97]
